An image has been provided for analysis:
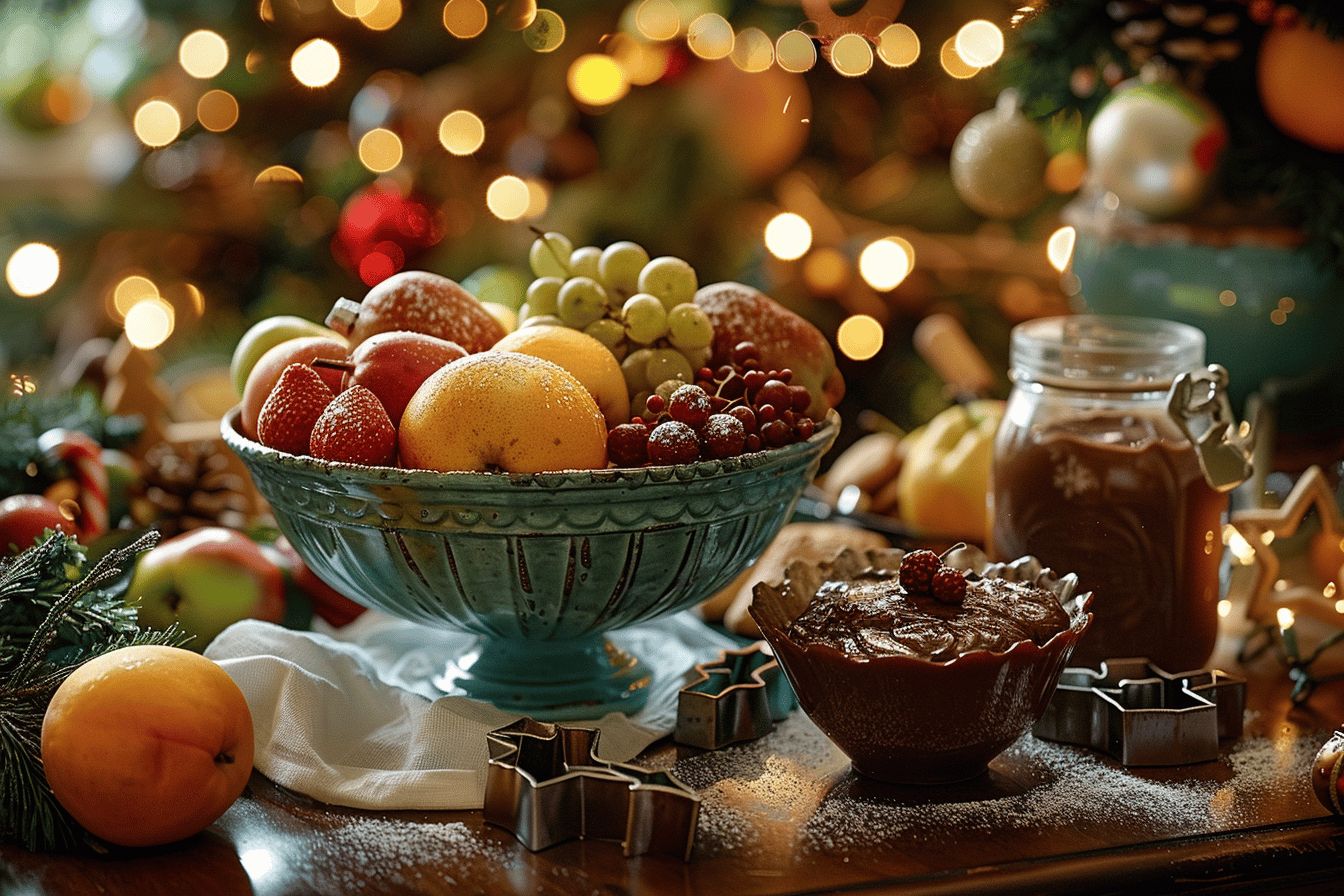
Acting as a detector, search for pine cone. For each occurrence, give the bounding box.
[1107,1,1247,76]
[134,440,249,536]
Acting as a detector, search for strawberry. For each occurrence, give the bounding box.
[257,364,333,456]
[898,549,941,594]
[931,566,968,605]
[309,385,397,466]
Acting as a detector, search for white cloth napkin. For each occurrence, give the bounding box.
[204,611,736,811]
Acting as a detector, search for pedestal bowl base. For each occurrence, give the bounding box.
[433,634,651,720]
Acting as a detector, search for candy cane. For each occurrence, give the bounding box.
[37,429,109,540]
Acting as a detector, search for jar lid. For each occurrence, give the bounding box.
[1010,315,1205,390]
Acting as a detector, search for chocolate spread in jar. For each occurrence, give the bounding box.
[990,414,1225,670]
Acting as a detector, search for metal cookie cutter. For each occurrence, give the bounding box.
[675,642,793,750]
[484,718,699,860]
[1032,657,1246,766]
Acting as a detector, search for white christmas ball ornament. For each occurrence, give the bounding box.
[1085,80,1227,219]
[951,91,1049,219]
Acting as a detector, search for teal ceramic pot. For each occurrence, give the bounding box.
[1070,229,1344,409]
[223,411,837,719]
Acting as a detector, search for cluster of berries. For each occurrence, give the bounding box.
[897,549,969,605]
[604,341,821,467]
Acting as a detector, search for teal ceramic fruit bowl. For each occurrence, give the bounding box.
[1069,227,1344,411]
[223,409,837,719]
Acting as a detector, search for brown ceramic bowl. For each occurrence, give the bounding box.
[749,546,1093,785]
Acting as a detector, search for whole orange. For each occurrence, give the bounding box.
[493,325,630,427]
[399,352,608,473]
[41,645,254,847]
[1258,22,1344,153]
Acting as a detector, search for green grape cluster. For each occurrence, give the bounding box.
[518,232,715,410]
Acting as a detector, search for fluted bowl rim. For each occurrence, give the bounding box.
[221,408,839,498]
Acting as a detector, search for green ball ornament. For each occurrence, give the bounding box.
[1085,79,1227,219]
[951,91,1049,219]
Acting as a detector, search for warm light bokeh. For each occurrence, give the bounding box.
[5,244,60,298]
[291,39,341,87]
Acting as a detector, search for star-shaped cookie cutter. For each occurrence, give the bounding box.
[1229,465,1344,628]
[483,718,699,860]
[1032,657,1246,766]
[675,642,793,750]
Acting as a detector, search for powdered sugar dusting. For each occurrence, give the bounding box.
[671,713,1326,857]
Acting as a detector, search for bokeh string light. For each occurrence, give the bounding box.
[357,128,404,173]
[954,20,1004,68]
[877,23,920,68]
[291,39,341,88]
[439,110,486,155]
[5,244,60,298]
[132,100,181,148]
[486,175,532,221]
[837,314,885,361]
[830,33,875,77]
[197,90,239,132]
[123,298,175,350]
[1046,226,1076,272]
[858,238,915,291]
[687,13,733,60]
[764,213,813,261]
[178,30,229,79]
[568,54,630,106]
[443,0,489,39]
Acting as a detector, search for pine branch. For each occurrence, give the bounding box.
[0,530,188,852]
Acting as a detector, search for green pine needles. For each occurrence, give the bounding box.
[0,530,188,852]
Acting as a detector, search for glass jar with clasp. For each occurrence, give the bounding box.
[989,315,1253,670]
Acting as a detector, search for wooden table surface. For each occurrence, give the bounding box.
[3,642,1342,896]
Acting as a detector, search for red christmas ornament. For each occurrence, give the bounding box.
[332,185,442,287]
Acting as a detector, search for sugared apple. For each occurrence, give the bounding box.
[399,352,608,473]
[315,330,467,426]
[325,271,506,353]
[128,527,285,648]
[239,335,348,438]
[694,282,844,417]
[0,494,75,553]
[230,315,345,397]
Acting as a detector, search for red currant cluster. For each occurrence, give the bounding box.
[605,341,821,467]
[898,549,968,605]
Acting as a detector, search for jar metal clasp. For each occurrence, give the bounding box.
[1166,364,1254,493]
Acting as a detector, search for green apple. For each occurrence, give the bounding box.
[128,527,285,649]
[230,315,345,397]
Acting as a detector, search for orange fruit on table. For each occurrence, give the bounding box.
[493,325,630,427]
[41,645,254,847]
[399,352,608,473]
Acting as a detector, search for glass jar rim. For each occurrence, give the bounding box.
[1010,315,1205,390]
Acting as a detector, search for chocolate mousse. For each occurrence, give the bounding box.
[785,571,1071,662]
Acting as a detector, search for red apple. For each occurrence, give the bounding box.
[128,528,285,649]
[315,330,467,426]
[0,494,76,553]
[267,536,367,628]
